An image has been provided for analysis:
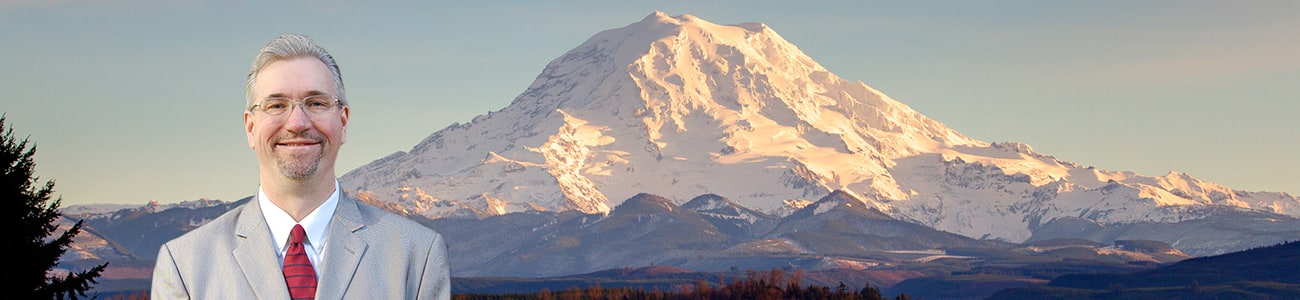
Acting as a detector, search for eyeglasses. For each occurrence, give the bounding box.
[250,95,342,116]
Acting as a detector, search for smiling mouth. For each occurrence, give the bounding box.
[271,131,326,152]
[274,138,323,151]
[277,141,320,147]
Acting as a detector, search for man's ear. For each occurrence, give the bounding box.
[339,105,349,144]
[244,111,256,149]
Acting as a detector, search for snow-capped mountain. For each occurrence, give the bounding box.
[339,12,1300,247]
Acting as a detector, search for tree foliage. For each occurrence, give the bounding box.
[452,268,914,300]
[0,115,107,299]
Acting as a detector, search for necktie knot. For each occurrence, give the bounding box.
[284,224,317,300]
[290,224,307,245]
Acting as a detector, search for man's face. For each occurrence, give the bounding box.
[244,57,348,181]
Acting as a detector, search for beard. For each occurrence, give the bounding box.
[272,131,326,180]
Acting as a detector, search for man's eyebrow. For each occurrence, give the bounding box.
[263,90,329,99]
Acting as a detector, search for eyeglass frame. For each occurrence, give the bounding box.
[248,95,345,116]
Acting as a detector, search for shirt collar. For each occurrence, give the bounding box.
[258,181,340,255]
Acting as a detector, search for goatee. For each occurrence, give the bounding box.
[273,131,326,180]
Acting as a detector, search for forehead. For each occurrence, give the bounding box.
[253,56,335,98]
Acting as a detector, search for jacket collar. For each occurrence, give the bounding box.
[232,193,370,300]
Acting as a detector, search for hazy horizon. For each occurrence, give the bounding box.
[2,1,1296,206]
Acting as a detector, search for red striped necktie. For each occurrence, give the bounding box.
[283,224,317,300]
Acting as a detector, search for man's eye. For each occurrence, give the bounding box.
[306,100,331,108]
[264,102,289,110]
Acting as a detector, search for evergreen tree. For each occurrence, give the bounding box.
[859,284,884,300]
[0,115,107,299]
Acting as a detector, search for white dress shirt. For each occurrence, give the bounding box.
[257,181,340,278]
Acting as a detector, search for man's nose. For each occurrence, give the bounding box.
[282,105,313,132]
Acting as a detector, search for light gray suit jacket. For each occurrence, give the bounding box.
[151,194,450,299]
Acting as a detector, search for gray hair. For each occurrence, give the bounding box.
[245,34,347,111]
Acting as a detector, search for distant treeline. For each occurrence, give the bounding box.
[97,291,149,300]
[96,269,919,299]
[452,269,916,300]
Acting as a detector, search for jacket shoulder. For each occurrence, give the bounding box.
[164,202,251,246]
[351,199,440,240]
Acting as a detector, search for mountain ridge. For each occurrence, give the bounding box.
[989,240,1300,299]
[338,11,986,218]
[63,190,1202,299]
[332,11,1298,252]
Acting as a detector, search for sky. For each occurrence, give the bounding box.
[2,1,1297,207]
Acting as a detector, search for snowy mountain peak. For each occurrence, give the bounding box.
[787,190,893,221]
[615,193,676,213]
[682,193,776,227]
[341,12,980,217]
[339,12,1300,245]
[680,194,732,211]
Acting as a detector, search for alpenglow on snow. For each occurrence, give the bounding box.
[339,12,1300,244]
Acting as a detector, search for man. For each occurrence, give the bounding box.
[151,34,450,300]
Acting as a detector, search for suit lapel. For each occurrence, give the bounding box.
[231,197,292,299]
[316,196,368,300]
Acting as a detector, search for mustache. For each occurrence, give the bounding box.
[272,131,325,144]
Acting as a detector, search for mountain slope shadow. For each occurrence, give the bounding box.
[989,240,1300,299]
[765,190,1010,255]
